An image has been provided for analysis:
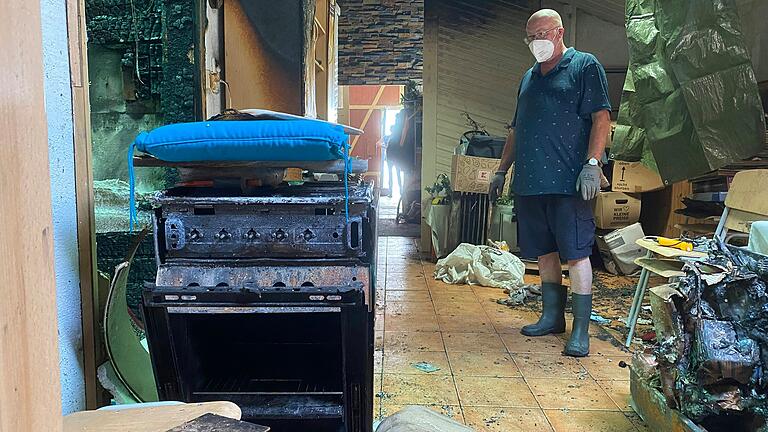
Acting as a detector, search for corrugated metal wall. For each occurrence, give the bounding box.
[426,0,530,179]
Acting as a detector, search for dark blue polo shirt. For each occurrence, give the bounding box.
[511,48,611,196]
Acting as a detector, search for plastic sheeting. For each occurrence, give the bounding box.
[376,406,473,432]
[434,243,525,290]
[611,0,765,184]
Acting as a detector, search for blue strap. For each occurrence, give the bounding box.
[343,139,350,225]
[128,140,137,232]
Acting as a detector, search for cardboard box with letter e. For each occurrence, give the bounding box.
[593,191,641,229]
[450,155,512,194]
[612,161,665,193]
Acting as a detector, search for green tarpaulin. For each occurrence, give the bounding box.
[611,0,765,184]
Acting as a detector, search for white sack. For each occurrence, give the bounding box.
[434,243,525,290]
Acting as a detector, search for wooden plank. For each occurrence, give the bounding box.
[349,85,385,153]
[724,169,768,215]
[67,0,103,409]
[421,6,440,253]
[635,258,685,278]
[63,402,241,432]
[0,0,64,429]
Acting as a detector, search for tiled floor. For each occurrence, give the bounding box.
[374,237,648,432]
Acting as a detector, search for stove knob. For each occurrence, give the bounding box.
[273,229,287,242]
[188,229,202,241]
[245,229,260,240]
[215,229,231,240]
[303,229,315,241]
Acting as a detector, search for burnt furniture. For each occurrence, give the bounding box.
[142,181,377,432]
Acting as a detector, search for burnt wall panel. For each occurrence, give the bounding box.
[338,0,423,85]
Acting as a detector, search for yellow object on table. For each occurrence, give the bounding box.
[646,236,694,252]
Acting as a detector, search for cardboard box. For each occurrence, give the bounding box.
[612,161,665,193]
[450,154,512,194]
[596,222,645,275]
[593,191,641,229]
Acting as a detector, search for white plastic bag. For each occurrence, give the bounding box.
[376,406,474,432]
[434,243,525,290]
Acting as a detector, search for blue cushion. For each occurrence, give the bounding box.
[134,119,349,162]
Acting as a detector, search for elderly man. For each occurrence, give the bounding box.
[489,9,612,357]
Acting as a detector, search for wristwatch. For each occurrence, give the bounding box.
[587,157,599,166]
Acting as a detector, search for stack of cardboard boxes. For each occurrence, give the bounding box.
[593,161,665,274]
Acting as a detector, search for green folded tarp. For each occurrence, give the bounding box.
[611,0,765,185]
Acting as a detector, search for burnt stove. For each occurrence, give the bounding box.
[142,180,377,432]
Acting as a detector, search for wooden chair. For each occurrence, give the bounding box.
[624,169,768,347]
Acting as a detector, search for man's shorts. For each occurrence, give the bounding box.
[515,194,595,261]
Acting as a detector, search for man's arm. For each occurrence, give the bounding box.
[489,129,516,202]
[498,128,516,172]
[586,110,611,162]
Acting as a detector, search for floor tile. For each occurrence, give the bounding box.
[438,314,495,333]
[598,380,632,412]
[383,350,451,375]
[379,404,464,423]
[433,301,486,316]
[582,356,632,381]
[488,311,542,333]
[528,378,617,410]
[387,272,427,282]
[386,279,430,291]
[624,411,651,431]
[513,353,588,379]
[429,290,478,303]
[455,377,538,408]
[384,301,436,315]
[384,331,445,352]
[374,373,383,420]
[386,290,432,302]
[381,374,459,405]
[375,331,384,351]
[500,333,565,354]
[472,287,507,301]
[463,407,553,432]
[544,409,636,432]
[385,263,424,275]
[448,351,520,377]
[585,334,632,357]
[443,332,507,352]
[385,312,440,332]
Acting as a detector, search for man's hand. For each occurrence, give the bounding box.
[576,164,601,200]
[489,171,507,203]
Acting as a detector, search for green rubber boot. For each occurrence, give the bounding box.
[521,283,567,336]
[563,293,592,357]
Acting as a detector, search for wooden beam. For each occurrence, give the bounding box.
[420,6,439,253]
[350,85,386,153]
[67,0,103,409]
[0,0,64,429]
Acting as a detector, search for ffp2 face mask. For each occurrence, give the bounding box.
[529,39,555,63]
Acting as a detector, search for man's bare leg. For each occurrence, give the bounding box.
[521,252,567,336]
[567,257,592,295]
[564,257,593,356]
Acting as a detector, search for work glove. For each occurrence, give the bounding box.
[489,171,507,203]
[576,163,602,201]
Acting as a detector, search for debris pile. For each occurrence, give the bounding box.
[647,240,768,429]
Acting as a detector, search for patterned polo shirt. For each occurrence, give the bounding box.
[511,47,611,196]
